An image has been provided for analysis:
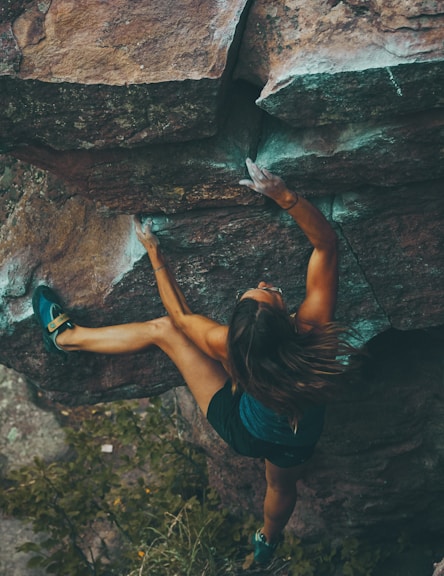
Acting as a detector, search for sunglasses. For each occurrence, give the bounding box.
[236,286,283,301]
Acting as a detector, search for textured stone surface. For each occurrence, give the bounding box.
[0,0,251,149]
[0,0,443,549]
[6,83,264,213]
[0,365,66,473]
[175,328,444,543]
[0,145,443,396]
[434,558,444,576]
[236,0,444,126]
[256,110,444,193]
[13,0,248,85]
[0,22,21,75]
[332,183,444,331]
[0,1,33,24]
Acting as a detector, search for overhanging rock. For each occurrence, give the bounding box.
[0,0,252,151]
[236,0,444,126]
[0,0,443,549]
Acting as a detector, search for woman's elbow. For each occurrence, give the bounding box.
[167,309,187,331]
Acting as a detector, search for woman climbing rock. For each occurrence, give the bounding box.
[33,158,353,564]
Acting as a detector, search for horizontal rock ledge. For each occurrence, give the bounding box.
[0,0,252,149]
[256,61,444,127]
[5,104,444,215]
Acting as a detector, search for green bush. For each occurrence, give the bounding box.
[0,397,387,576]
[0,398,253,575]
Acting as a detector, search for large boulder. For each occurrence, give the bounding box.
[0,0,443,550]
[236,0,444,126]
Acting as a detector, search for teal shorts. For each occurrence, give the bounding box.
[206,380,319,468]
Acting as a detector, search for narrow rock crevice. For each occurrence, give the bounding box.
[331,194,391,331]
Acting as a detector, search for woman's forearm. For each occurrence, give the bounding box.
[146,244,192,318]
[134,218,192,320]
[280,191,337,250]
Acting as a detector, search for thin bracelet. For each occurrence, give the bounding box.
[284,194,300,211]
[153,265,166,273]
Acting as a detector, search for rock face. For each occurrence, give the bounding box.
[238,0,444,125]
[1,0,251,148]
[175,327,444,542]
[434,558,444,576]
[0,0,443,546]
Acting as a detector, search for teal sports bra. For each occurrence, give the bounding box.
[239,393,325,447]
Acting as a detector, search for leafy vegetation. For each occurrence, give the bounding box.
[0,397,389,575]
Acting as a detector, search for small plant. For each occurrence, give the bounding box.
[0,398,251,575]
[0,396,391,575]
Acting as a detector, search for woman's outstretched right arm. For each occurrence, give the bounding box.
[239,158,338,331]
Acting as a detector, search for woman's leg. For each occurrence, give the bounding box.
[262,460,299,544]
[57,317,228,416]
[57,321,167,355]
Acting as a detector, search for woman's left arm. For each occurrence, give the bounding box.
[134,218,228,362]
[134,217,191,317]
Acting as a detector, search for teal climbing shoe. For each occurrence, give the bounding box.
[251,529,279,564]
[32,285,74,354]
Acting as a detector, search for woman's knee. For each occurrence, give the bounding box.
[148,316,188,348]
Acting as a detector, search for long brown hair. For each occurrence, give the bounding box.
[227,298,356,420]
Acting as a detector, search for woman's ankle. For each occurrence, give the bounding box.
[260,527,280,546]
[55,326,77,350]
